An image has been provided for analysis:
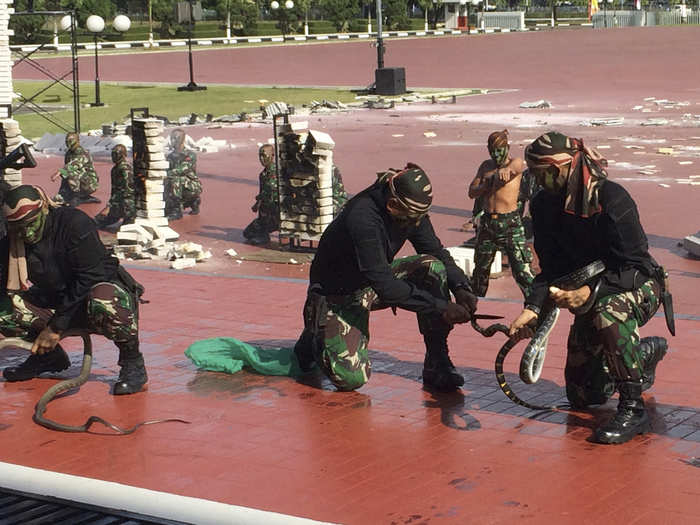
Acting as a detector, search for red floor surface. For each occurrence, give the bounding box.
[2,27,700,524]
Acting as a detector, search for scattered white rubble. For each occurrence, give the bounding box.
[519,100,552,109]
[225,248,238,257]
[580,117,624,127]
[641,118,669,126]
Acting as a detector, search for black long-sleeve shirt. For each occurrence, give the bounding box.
[526,180,658,312]
[1,207,119,332]
[310,182,470,314]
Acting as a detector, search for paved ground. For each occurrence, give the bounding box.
[3,26,700,524]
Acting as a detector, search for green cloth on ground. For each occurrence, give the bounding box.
[185,337,312,377]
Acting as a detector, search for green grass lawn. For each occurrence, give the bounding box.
[13,81,360,139]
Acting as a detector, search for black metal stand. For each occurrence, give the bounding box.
[178,0,206,92]
[89,33,104,106]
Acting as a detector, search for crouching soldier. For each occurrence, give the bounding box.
[293,164,478,392]
[95,144,136,228]
[165,129,202,219]
[51,132,100,206]
[0,185,147,395]
[243,144,279,245]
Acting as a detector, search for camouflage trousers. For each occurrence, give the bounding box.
[565,278,662,407]
[0,282,138,344]
[166,175,202,211]
[62,170,98,196]
[472,210,534,298]
[297,254,452,391]
[104,196,136,225]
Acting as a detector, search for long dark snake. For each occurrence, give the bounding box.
[470,318,568,411]
[1,332,189,434]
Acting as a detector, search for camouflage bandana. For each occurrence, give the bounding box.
[525,131,608,218]
[488,130,510,167]
[385,163,433,216]
[3,185,57,291]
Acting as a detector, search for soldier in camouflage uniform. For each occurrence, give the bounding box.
[51,132,100,206]
[94,144,136,228]
[468,130,534,299]
[331,165,348,214]
[0,185,147,395]
[243,144,279,245]
[165,129,202,220]
[510,132,671,445]
[293,164,478,393]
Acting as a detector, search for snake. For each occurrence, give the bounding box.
[471,259,607,411]
[471,318,564,411]
[1,332,190,434]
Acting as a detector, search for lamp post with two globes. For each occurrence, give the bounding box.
[86,14,131,107]
[271,0,294,40]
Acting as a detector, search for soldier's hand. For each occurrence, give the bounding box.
[549,285,590,310]
[442,302,471,325]
[453,288,477,318]
[31,326,61,355]
[508,309,538,341]
[50,171,60,182]
[251,202,259,213]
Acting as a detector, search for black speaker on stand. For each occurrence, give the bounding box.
[375,67,406,96]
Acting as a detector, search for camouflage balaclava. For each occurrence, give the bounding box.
[112,144,128,164]
[170,129,186,152]
[525,131,608,218]
[488,130,510,168]
[259,144,274,168]
[65,132,80,152]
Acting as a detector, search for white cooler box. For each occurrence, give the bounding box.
[446,246,501,277]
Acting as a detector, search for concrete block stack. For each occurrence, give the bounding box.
[0,119,24,187]
[115,118,179,259]
[0,3,24,186]
[278,127,336,241]
[0,1,13,121]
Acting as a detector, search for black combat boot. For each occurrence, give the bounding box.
[190,197,201,215]
[293,330,317,373]
[79,194,101,204]
[422,334,464,392]
[3,345,70,382]
[640,336,668,391]
[592,381,650,444]
[113,341,148,395]
[167,206,183,220]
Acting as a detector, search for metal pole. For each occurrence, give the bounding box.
[70,11,80,132]
[90,33,104,107]
[178,0,206,91]
[376,0,384,69]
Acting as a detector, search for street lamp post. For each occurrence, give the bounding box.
[178,0,207,91]
[86,15,105,107]
[271,0,295,41]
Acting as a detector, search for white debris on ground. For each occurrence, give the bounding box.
[519,100,552,109]
[579,117,625,127]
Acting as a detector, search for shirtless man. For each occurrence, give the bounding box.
[468,130,534,298]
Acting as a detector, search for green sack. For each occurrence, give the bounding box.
[185,337,312,377]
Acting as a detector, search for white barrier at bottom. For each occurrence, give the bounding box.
[0,461,335,525]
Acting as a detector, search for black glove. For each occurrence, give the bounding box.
[454,287,478,317]
[442,302,471,325]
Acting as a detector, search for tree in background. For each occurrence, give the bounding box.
[383,0,409,29]
[213,0,258,35]
[319,0,358,31]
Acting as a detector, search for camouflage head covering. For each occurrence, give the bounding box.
[3,184,47,224]
[170,129,186,151]
[3,185,56,291]
[112,144,128,163]
[65,132,80,150]
[525,131,608,218]
[488,130,510,167]
[487,130,509,152]
[385,163,433,215]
